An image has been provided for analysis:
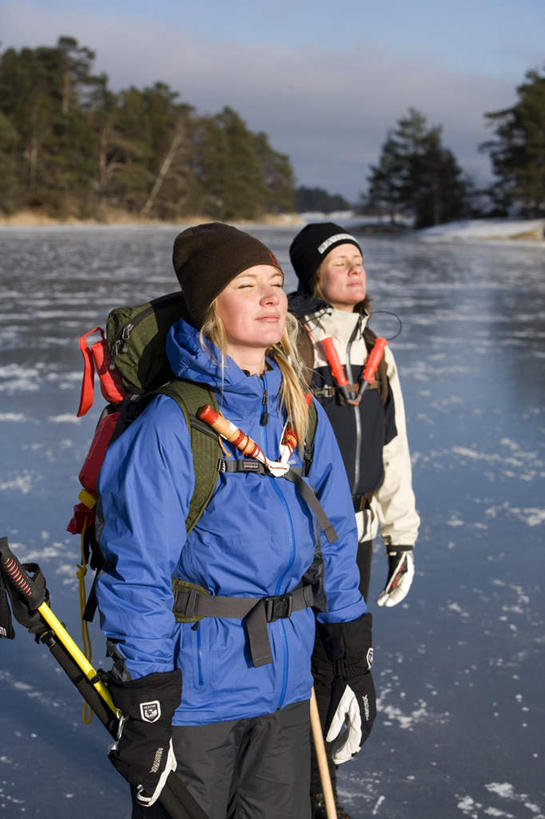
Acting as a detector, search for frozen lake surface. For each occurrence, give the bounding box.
[1,225,544,818]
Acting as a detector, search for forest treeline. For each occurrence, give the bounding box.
[0,37,543,226]
[0,37,295,221]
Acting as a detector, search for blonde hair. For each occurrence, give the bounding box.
[200,305,310,449]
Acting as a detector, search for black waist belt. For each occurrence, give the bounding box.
[172,581,315,668]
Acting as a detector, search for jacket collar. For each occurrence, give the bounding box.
[165,318,283,416]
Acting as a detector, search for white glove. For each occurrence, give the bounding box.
[135,739,177,807]
[325,676,376,765]
[376,547,414,607]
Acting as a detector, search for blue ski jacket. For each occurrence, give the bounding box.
[97,318,366,726]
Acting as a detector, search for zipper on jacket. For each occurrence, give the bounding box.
[346,316,363,493]
[270,478,298,710]
[260,373,269,425]
[196,623,204,686]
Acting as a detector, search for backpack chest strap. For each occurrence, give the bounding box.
[219,458,269,474]
[218,460,337,545]
[172,580,315,668]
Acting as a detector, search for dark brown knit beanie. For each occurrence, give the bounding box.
[172,222,282,328]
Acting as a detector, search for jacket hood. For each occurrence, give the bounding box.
[165,318,283,416]
[287,291,329,318]
[287,290,372,319]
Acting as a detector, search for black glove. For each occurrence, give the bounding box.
[317,613,376,765]
[108,668,182,807]
[377,545,415,607]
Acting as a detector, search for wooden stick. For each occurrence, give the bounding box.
[310,687,337,819]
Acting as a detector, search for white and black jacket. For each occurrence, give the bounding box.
[289,294,420,547]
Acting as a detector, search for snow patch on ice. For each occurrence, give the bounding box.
[372,795,386,814]
[378,697,439,729]
[448,602,470,618]
[0,670,59,707]
[419,218,545,242]
[485,783,544,816]
[0,471,34,493]
[48,413,80,423]
[0,412,26,421]
[485,503,545,527]
[21,543,70,562]
[0,363,41,392]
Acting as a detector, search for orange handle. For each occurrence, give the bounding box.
[321,337,349,387]
[197,405,262,458]
[363,337,388,384]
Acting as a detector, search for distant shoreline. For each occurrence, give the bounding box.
[0,210,306,229]
[1,211,543,242]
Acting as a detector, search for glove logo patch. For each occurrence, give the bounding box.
[366,647,374,670]
[140,700,161,723]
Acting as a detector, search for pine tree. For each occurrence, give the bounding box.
[366,108,469,227]
[481,66,545,216]
[195,107,267,219]
[295,186,351,213]
[0,111,21,213]
[253,132,295,214]
[0,37,105,216]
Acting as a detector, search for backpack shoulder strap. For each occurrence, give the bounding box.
[158,380,222,533]
[303,401,318,476]
[363,326,389,405]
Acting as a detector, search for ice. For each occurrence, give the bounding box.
[1,226,544,818]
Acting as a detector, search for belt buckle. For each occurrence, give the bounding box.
[184,588,199,617]
[268,594,293,621]
[263,597,274,621]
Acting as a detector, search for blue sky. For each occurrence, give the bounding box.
[1,0,543,200]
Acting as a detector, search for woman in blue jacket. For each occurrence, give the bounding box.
[97,223,375,819]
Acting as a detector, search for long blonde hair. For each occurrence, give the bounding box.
[200,305,310,449]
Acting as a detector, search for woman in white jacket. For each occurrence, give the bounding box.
[288,222,420,818]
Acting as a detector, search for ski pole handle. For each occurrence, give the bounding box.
[197,405,263,459]
[0,536,45,609]
[0,536,116,713]
[363,337,388,384]
[320,337,349,387]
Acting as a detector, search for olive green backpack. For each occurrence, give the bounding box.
[68,291,317,624]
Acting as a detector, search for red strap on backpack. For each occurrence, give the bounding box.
[78,411,121,493]
[76,328,126,417]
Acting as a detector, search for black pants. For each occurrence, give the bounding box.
[131,700,311,819]
[310,539,373,795]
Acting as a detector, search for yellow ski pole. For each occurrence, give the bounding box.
[0,536,208,819]
[0,537,115,710]
[38,598,116,711]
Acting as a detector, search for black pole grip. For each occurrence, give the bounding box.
[0,536,46,609]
